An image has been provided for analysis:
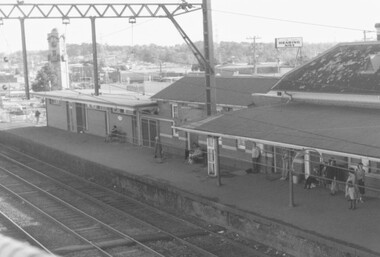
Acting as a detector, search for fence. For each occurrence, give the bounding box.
[0,107,46,125]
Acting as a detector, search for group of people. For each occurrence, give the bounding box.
[303,160,366,210]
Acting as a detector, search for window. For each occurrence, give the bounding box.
[171,103,179,119]
[87,104,106,111]
[223,106,233,112]
[49,99,60,105]
[236,138,246,150]
[112,108,126,114]
[369,160,380,175]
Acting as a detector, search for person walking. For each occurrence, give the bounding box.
[356,162,366,203]
[251,142,261,174]
[34,110,41,125]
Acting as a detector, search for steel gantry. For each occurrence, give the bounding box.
[0,1,216,116]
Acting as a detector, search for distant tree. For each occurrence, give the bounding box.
[31,63,58,92]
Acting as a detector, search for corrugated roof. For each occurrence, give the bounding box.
[272,42,380,94]
[181,102,380,158]
[32,89,156,109]
[151,76,279,106]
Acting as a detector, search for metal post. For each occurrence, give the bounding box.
[289,167,294,207]
[215,136,221,186]
[20,18,30,100]
[91,17,99,96]
[202,0,216,116]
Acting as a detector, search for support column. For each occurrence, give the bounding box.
[263,144,274,174]
[202,0,216,116]
[91,17,99,96]
[207,136,221,186]
[136,109,141,146]
[20,18,30,100]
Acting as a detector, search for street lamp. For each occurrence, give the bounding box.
[180,0,193,10]
[128,17,136,24]
[62,17,70,25]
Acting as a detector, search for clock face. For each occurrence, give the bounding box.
[50,37,58,48]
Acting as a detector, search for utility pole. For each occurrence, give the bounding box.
[20,18,30,100]
[247,36,260,74]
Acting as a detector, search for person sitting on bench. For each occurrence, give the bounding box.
[109,125,119,141]
[304,167,319,189]
[188,143,203,164]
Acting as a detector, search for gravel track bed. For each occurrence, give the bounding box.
[0,186,84,250]
[0,159,210,257]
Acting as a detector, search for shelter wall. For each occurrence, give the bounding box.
[46,99,68,130]
[86,108,107,137]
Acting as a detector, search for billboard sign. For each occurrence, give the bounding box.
[275,37,303,48]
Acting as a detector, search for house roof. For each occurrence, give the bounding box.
[272,41,380,94]
[32,89,156,110]
[179,102,380,159]
[151,76,279,107]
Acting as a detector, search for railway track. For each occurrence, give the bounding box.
[0,144,290,257]
[0,208,53,253]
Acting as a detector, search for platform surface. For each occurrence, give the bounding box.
[1,122,379,256]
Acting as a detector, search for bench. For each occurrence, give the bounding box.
[188,148,207,165]
[105,132,127,143]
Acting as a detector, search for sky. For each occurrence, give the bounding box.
[0,0,380,53]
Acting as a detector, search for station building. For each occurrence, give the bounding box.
[176,41,380,197]
[32,89,158,147]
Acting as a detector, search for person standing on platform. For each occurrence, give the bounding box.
[34,110,41,125]
[325,158,338,195]
[280,149,290,180]
[251,142,261,173]
[356,162,366,203]
[154,136,163,162]
[345,180,357,210]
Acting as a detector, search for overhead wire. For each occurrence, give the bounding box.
[211,9,376,33]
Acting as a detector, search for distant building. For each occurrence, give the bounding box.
[47,28,69,90]
[69,63,94,89]
[216,63,291,77]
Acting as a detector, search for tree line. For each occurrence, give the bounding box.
[26,41,334,91]
[66,41,334,66]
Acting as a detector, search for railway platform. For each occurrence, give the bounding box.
[0,122,379,257]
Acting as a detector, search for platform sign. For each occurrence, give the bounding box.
[275,37,303,48]
[207,136,219,177]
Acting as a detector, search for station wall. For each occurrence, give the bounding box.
[46,100,68,130]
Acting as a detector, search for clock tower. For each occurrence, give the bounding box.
[47,28,69,90]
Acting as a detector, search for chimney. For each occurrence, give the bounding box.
[375,23,380,41]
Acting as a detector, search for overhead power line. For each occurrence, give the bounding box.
[212,9,376,33]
